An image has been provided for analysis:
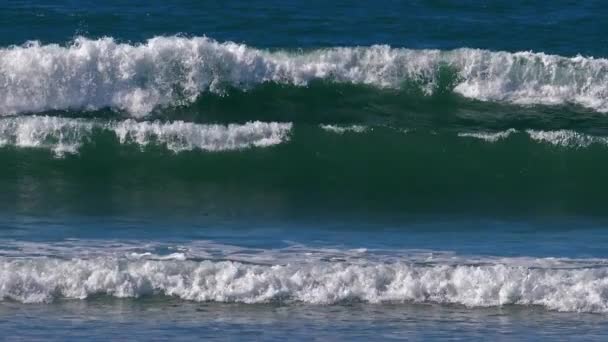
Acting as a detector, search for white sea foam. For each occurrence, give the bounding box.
[319,124,369,134]
[2,117,608,155]
[2,36,608,116]
[527,129,608,147]
[112,119,292,152]
[0,115,94,154]
[0,116,291,155]
[457,128,608,147]
[1,240,606,312]
[458,129,517,142]
[1,254,607,312]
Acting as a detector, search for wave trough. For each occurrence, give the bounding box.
[2,36,608,116]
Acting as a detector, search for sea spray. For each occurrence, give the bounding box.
[3,37,608,116]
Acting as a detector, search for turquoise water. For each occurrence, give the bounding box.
[2,1,608,340]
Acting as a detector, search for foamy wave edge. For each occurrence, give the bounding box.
[320,124,369,134]
[459,129,608,147]
[1,257,607,313]
[2,117,607,155]
[2,36,608,116]
[0,116,292,155]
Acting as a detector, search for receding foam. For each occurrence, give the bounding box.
[2,36,608,116]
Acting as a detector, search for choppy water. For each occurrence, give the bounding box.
[3,1,608,340]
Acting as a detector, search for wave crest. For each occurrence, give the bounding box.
[2,36,608,116]
[0,116,291,155]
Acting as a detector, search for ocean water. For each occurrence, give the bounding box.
[2,1,608,340]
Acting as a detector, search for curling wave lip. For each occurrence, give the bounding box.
[2,36,608,116]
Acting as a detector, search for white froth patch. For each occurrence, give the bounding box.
[526,130,608,147]
[320,124,369,134]
[457,129,608,147]
[1,257,608,312]
[0,116,291,155]
[458,129,517,142]
[3,37,608,116]
[0,116,94,156]
[112,120,292,152]
[449,50,608,112]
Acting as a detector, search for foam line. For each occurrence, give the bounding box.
[0,116,291,155]
[1,256,607,313]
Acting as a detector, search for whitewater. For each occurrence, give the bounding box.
[0,116,292,155]
[2,36,608,116]
[2,115,608,156]
[1,241,607,313]
[4,2,608,340]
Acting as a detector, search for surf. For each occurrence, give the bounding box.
[1,247,607,313]
[2,36,608,117]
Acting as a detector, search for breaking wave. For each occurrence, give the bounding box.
[1,253,607,313]
[0,116,291,155]
[2,116,608,156]
[2,36,608,116]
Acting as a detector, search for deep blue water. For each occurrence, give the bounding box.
[2,1,608,340]
[3,0,608,56]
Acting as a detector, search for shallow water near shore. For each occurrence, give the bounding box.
[3,299,608,341]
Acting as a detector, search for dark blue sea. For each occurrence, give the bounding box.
[2,1,608,340]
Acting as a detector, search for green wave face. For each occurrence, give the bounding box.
[151,82,608,134]
[2,122,607,218]
[3,37,608,219]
